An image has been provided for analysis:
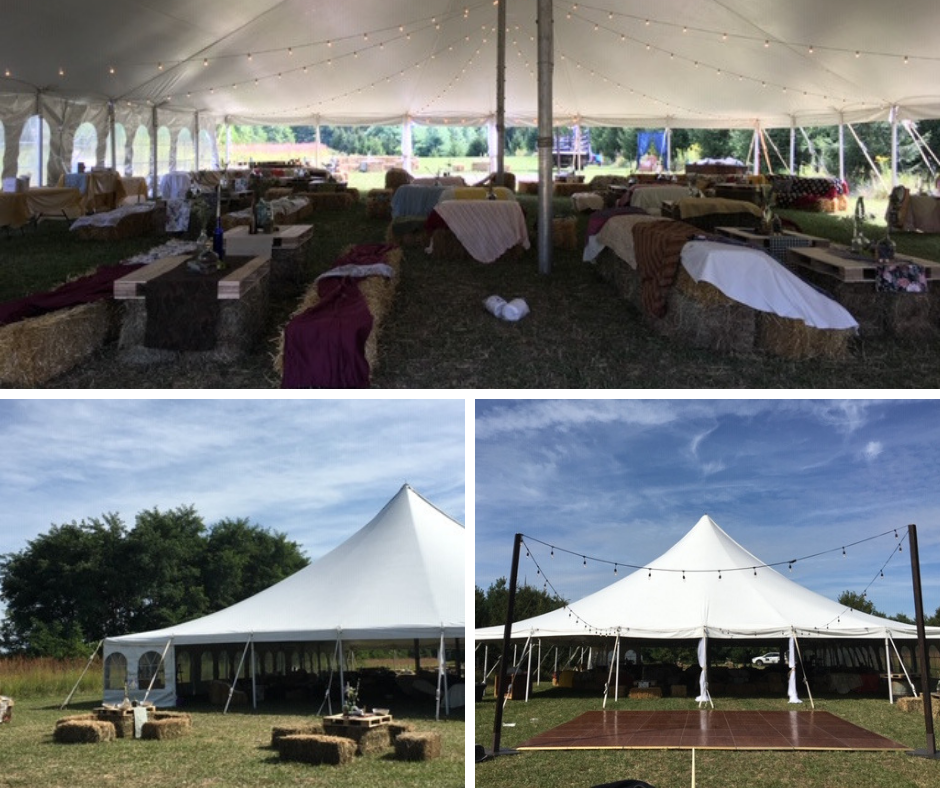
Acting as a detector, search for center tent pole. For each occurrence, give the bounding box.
[495,0,506,184]
[906,523,938,759]
[536,0,554,275]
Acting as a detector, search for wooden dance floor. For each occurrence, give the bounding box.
[517,710,907,751]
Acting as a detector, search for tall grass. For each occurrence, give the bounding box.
[0,655,101,699]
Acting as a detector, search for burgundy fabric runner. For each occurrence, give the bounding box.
[281,243,396,388]
[0,264,145,327]
[586,206,649,238]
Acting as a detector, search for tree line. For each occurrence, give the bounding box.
[226,121,940,185]
[0,506,308,657]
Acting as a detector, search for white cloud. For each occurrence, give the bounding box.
[863,441,884,461]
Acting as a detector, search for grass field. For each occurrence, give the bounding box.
[474,684,940,788]
[3,161,940,389]
[2,689,466,788]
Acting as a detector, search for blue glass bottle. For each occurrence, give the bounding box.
[212,217,225,260]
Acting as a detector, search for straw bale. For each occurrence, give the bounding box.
[660,269,756,353]
[394,731,442,761]
[386,218,427,247]
[55,713,97,726]
[553,182,593,197]
[306,192,355,211]
[141,717,190,740]
[519,181,539,195]
[552,217,579,251]
[73,208,156,241]
[895,697,940,718]
[385,168,414,192]
[670,685,688,698]
[757,313,852,360]
[53,720,116,744]
[0,300,116,387]
[272,724,324,749]
[593,248,641,309]
[628,687,662,699]
[388,722,416,741]
[428,228,524,263]
[884,293,938,338]
[366,189,393,219]
[152,710,192,725]
[279,734,356,766]
[274,246,402,376]
[322,724,391,755]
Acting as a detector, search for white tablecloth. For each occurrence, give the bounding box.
[680,241,858,330]
[432,200,530,263]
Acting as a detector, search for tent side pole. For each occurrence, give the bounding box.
[224,636,252,715]
[887,634,917,697]
[61,639,103,708]
[886,637,894,704]
[614,635,621,702]
[250,641,257,710]
[791,632,814,709]
[338,635,345,709]
[537,640,541,686]
[525,638,533,702]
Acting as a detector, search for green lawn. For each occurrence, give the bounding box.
[3,691,466,788]
[474,684,939,788]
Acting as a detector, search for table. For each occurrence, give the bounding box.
[787,245,940,337]
[60,171,119,212]
[224,224,313,295]
[113,253,271,362]
[0,192,30,230]
[25,187,84,221]
[715,226,830,263]
[323,713,394,754]
[427,200,530,263]
[93,703,155,738]
[323,713,392,729]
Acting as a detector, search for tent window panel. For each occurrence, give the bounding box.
[18,116,49,184]
[219,651,231,680]
[131,126,150,178]
[176,128,194,172]
[197,129,214,170]
[157,126,171,177]
[104,652,127,690]
[176,651,191,684]
[200,651,214,681]
[263,651,274,675]
[137,650,165,690]
[71,122,97,172]
[276,651,286,675]
[0,123,5,174]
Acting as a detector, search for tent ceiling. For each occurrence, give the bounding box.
[2,0,940,128]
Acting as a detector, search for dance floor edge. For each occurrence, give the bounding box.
[516,710,907,752]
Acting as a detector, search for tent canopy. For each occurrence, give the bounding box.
[2,0,940,130]
[476,515,940,642]
[107,483,464,648]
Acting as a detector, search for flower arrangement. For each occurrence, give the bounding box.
[342,680,362,716]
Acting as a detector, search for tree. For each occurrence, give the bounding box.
[838,590,883,617]
[475,577,567,629]
[0,507,309,655]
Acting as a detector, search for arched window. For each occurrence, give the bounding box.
[71,122,98,172]
[18,115,49,184]
[104,652,127,690]
[176,651,191,684]
[218,650,231,680]
[276,650,286,674]
[200,650,214,681]
[156,126,171,178]
[177,128,195,172]
[131,125,151,178]
[197,129,215,170]
[138,650,166,690]
[263,651,274,675]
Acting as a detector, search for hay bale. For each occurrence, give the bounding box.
[653,269,757,353]
[0,300,116,387]
[141,717,190,740]
[357,725,392,755]
[628,687,662,699]
[55,713,97,726]
[386,217,427,247]
[553,182,593,197]
[519,181,539,195]
[208,680,248,706]
[385,168,414,192]
[274,246,402,377]
[552,217,579,251]
[670,685,688,698]
[366,189,393,219]
[593,248,641,308]
[388,722,416,742]
[394,731,442,761]
[757,313,852,360]
[272,724,324,749]
[896,696,922,713]
[306,191,355,211]
[279,734,357,766]
[428,227,524,263]
[53,720,116,744]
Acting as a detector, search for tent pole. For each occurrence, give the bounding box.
[886,637,894,704]
[338,635,345,709]
[414,638,420,674]
[537,639,541,686]
[525,638,533,702]
[250,641,257,710]
[888,634,917,697]
[151,106,158,208]
[906,523,938,758]
[143,637,173,705]
[838,117,845,184]
[791,632,814,709]
[495,0,506,183]
[789,118,796,174]
[61,639,102,709]
[890,106,900,190]
[536,0,554,275]
[224,636,252,715]
[436,633,444,721]
[490,532,523,757]
[615,635,621,701]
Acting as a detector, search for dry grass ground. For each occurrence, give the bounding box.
[2,186,939,389]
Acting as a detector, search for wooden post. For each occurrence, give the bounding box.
[906,524,938,759]
[490,533,522,757]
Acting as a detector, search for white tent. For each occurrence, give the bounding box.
[476,515,940,699]
[103,484,464,708]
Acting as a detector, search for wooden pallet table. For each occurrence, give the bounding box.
[323,713,392,729]
[112,253,270,362]
[715,226,830,264]
[224,224,313,296]
[787,245,940,337]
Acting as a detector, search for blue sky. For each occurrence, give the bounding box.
[0,398,466,590]
[475,399,940,620]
